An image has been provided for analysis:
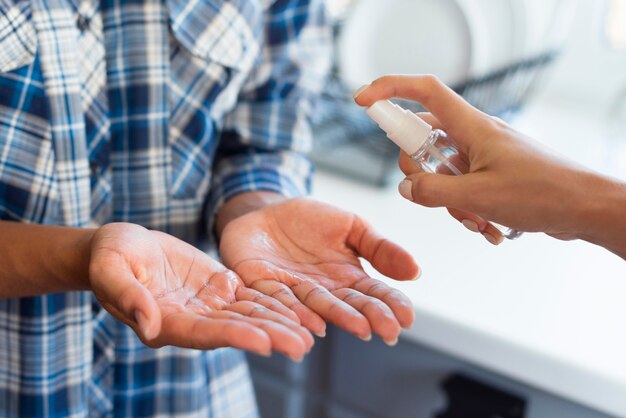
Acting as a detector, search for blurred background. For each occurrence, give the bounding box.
[249,1,626,418]
[310,0,626,185]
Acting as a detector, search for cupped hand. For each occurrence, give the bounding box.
[219,198,419,345]
[88,223,313,360]
[354,74,608,242]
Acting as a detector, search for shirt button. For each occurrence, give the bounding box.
[89,162,99,177]
[77,15,90,32]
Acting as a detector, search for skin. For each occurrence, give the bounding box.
[218,194,419,345]
[354,74,626,260]
[0,191,420,359]
[0,221,313,360]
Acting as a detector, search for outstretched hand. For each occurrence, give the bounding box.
[88,223,312,360]
[219,198,419,345]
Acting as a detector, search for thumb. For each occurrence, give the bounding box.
[347,216,420,281]
[398,172,475,210]
[354,74,491,145]
[90,261,162,341]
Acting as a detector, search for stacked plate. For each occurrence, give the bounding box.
[337,0,574,90]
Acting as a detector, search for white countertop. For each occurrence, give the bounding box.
[311,95,626,417]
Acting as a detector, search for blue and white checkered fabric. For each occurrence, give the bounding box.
[0,0,332,415]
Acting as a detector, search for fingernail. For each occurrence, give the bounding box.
[359,334,372,342]
[314,330,326,338]
[411,268,422,281]
[291,354,305,363]
[398,179,413,201]
[483,232,504,246]
[259,351,272,358]
[461,219,480,233]
[135,311,151,339]
[385,337,399,347]
[353,84,370,99]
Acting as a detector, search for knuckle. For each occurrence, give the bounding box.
[248,306,265,317]
[411,74,441,107]
[372,75,392,87]
[422,73,441,88]
[481,115,512,138]
[421,74,445,97]
[271,288,291,300]
[142,338,162,349]
[364,281,386,295]
[250,291,265,303]
[303,286,324,303]
[340,291,359,304]
[269,300,286,311]
[489,115,509,129]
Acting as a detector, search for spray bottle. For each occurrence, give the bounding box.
[366,100,522,240]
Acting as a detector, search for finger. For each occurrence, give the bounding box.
[90,255,161,340]
[447,208,505,244]
[235,287,301,324]
[352,277,415,329]
[332,288,400,345]
[400,172,480,210]
[354,74,490,143]
[291,281,372,340]
[226,301,314,352]
[212,309,307,361]
[416,112,444,129]
[249,279,327,337]
[156,312,272,355]
[347,216,420,281]
[399,151,422,176]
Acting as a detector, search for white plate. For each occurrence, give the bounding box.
[457,0,517,76]
[543,0,578,50]
[513,0,566,59]
[337,0,476,90]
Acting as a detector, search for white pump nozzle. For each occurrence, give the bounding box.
[366,100,432,155]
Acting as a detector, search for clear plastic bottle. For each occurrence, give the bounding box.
[366,100,523,240]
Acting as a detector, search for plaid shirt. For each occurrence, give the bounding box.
[0,0,331,415]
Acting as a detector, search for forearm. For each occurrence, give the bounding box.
[0,221,94,297]
[215,191,287,238]
[576,177,626,260]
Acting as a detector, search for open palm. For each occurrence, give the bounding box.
[220,199,419,345]
[88,223,312,360]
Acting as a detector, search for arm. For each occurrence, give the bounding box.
[577,179,626,260]
[0,221,93,297]
[207,0,332,237]
[355,75,626,260]
[0,220,312,359]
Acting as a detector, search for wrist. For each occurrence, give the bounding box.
[215,191,287,238]
[53,227,97,291]
[575,175,626,258]
[0,221,97,297]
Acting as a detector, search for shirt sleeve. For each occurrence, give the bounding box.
[206,0,332,232]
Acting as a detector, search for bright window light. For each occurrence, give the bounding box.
[606,0,626,49]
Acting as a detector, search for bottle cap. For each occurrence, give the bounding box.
[366,100,432,155]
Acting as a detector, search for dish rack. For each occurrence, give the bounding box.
[310,50,560,186]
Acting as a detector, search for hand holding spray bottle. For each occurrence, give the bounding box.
[365,100,523,240]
